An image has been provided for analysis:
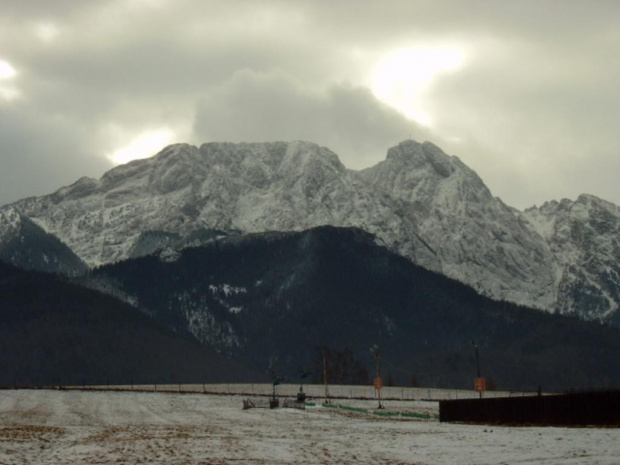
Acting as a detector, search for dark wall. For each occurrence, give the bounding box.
[440,391,620,426]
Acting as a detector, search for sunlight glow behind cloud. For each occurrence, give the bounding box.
[0,59,20,102]
[0,60,17,79]
[370,46,466,126]
[0,87,21,101]
[107,129,174,165]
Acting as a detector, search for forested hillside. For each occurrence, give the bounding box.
[0,262,264,386]
[87,226,620,391]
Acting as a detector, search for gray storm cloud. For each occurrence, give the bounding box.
[0,0,619,209]
[0,104,110,203]
[194,70,430,169]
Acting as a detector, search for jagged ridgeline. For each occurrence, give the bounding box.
[85,226,620,391]
[4,140,619,325]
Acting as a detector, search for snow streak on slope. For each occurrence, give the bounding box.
[0,206,21,237]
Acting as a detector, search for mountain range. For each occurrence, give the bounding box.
[2,139,618,325]
[1,138,620,389]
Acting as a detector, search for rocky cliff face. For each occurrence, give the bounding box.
[521,195,620,322]
[359,141,556,308]
[2,139,618,323]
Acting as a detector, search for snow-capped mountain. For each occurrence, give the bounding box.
[360,141,556,309]
[8,141,438,269]
[521,195,620,323]
[2,139,619,323]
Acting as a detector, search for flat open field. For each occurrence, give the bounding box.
[0,389,618,464]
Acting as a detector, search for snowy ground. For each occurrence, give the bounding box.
[1,390,618,464]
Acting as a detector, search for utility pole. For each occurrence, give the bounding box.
[372,345,384,409]
[472,340,483,399]
[322,355,330,404]
[473,341,481,378]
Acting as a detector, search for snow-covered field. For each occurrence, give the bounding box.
[1,389,618,464]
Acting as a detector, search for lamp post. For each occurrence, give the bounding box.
[297,368,312,403]
[472,341,481,378]
[322,355,332,404]
[271,373,284,409]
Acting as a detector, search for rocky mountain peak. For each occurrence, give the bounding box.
[361,140,557,309]
[384,139,454,179]
[50,176,101,203]
[363,140,493,210]
[195,140,344,179]
[521,193,620,322]
[525,193,619,236]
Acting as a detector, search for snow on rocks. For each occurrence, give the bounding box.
[522,194,620,321]
[0,206,22,240]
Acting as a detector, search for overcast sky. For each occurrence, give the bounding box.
[1,0,619,210]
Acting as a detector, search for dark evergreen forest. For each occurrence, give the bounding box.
[0,262,265,387]
[86,226,620,391]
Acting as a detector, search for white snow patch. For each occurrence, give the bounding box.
[208,284,247,296]
[0,206,23,239]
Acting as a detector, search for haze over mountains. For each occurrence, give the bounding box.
[2,139,618,325]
